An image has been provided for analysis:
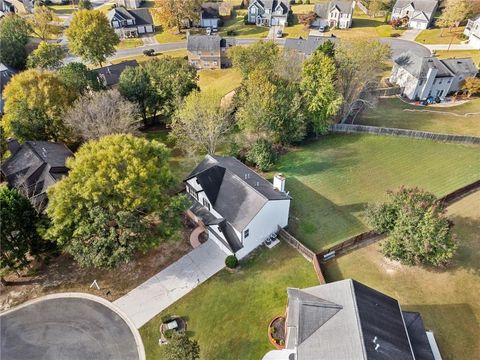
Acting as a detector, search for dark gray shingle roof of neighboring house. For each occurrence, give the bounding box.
[394,51,453,78]
[286,279,432,360]
[130,8,153,26]
[108,6,135,22]
[393,0,438,14]
[284,36,337,56]
[201,2,219,19]
[187,35,222,52]
[0,62,16,95]
[253,0,289,14]
[402,311,436,360]
[1,140,73,211]
[315,0,354,17]
[186,155,290,231]
[440,58,478,76]
[93,60,139,87]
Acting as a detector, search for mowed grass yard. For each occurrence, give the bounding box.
[274,134,480,251]
[415,27,465,44]
[140,242,318,360]
[356,97,480,136]
[323,191,480,359]
[198,68,242,96]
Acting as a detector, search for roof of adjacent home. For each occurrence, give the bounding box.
[315,0,354,18]
[440,58,478,76]
[393,0,438,14]
[93,60,139,87]
[284,36,337,56]
[201,2,220,19]
[286,279,434,360]
[0,62,16,95]
[186,155,290,231]
[187,35,232,52]
[129,8,153,26]
[394,51,453,78]
[252,0,290,15]
[1,140,73,210]
[108,6,153,26]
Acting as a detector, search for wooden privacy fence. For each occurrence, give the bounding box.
[278,227,315,262]
[439,179,480,206]
[316,231,382,263]
[331,124,480,145]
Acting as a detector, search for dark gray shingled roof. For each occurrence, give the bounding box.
[187,35,222,52]
[393,0,438,14]
[315,0,354,17]
[440,57,478,76]
[1,141,73,211]
[201,2,220,19]
[186,155,290,231]
[0,63,16,95]
[284,36,337,57]
[129,8,153,26]
[285,279,431,359]
[93,60,139,87]
[254,0,289,14]
[394,51,453,78]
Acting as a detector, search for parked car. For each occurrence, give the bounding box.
[206,27,212,35]
[318,25,326,32]
[275,29,283,38]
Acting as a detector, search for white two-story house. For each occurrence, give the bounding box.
[391,0,438,29]
[107,6,154,38]
[390,51,478,101]
[185,155,291,259]
[247,0,290,27]
[313,0,355,29]
[464,15,480,50]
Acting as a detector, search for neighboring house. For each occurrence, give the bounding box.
[93,60,139,87]
[0,62,16,114]
[263,279,442,360]
[391,0,438,29]
[390,52,478,100]
[107,6,154,38]
[247,0,290,27]
[313,0,355,29]
[187,35,235,70]
[284,35,337,58]
[115,0,142,9]
[0,0,31,13]
[185,155,291,259]
[200,2,220,29]
[1,139,73,212]
[464,15,480,50]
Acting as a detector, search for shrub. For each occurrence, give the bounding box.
[304,0,310,4]
[225,255,238,268]
[226,29,237,36]
[246,139,276,171]
[143,48,155,56]
[243,14,249,24]
[164,329,175,339]
[390,33,401,37]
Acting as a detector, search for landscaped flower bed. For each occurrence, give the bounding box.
[268,316,285,349]
[159,315,186,345]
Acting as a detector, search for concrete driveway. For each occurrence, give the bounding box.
[114,240,226,328]
[0,293,144,360]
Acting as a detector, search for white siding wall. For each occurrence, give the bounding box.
[208,226,233,256]
[390,65,420,100]
[235,199,290,259]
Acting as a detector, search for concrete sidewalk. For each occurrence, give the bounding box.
[114,240,226,328]
[424,44,476,51]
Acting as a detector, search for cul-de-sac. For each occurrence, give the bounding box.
[0,0,479,359]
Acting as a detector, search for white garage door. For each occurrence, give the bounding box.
[138,26,145,34]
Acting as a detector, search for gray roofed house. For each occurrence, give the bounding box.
[1,139,73,212]
[0,62,16,114]
[247,0,290,27]
[93,60,139,87]
[185,155,291,258]
[187,35,235,69]
[464,15,480,49]
[391,0,439,29]
[390,51,478,100]
[200,2,220,28]
[263,279,439,360]
[107,6,154,38]
[313,0,355,29]
[284,36,337,58]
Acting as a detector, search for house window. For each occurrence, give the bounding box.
[250,7,256,14]
[244,229,249,238]
[203,198,210,211]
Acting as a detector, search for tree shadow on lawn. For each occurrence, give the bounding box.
[287,177,369,251]
[402,303,480,359]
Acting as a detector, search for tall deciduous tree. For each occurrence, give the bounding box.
[462,77,480,98]
[2,69,77,143]
[57,62,103,94]
[367,187,457,267]
[65,10,119,66]
[301,50,342,136]
[229,40,279,78]
[437,0,473,32]
[28,5,63,40]
[164,333,200,360]
[170,90,232,154]
[153,0,201,32]
[0,14,30,69]
[46,134,187,268]
[0,186,41,278]
[27,41,65,70]
[65,89,140,140]
[335,40,390,119]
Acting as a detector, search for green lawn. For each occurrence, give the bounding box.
[48,4,76,15]
[356,97,480,136]
[197,68,242,96]
[323,190,480,360]
[218,9,269,38]
[109,49,187,65]
[273,134,480,251]
[139,242,318,360]
[415,27,465,45]
[116,38,143,50]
